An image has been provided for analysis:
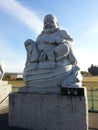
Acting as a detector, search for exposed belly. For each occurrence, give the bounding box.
[38,42,57,52]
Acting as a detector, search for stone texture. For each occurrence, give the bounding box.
[9,88,88,130]
[8,14,88,130]
[0,62,4,80]
[0,81,12,109]
[0,81,8,86]
[23,14,82,88]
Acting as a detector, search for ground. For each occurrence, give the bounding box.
[0,107,27,130]
[0,107,94,130]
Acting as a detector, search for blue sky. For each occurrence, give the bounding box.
[0,0,98,72]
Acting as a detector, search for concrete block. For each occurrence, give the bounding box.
[0,81,12,109]
[9,88,88,130]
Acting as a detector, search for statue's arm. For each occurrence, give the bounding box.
[0,64,4,80]
[60,30,73,42]
[53,42,70,58]
[24,39,39,64]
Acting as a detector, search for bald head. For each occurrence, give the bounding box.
[43,14,59,33]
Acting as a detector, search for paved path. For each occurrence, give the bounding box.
[0,107,27,130]
[0,106,95,130]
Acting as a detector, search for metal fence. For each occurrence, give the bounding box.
[87,88,98,111]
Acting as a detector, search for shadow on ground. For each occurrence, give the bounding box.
[0,107,27,130]
[0,107,93,130]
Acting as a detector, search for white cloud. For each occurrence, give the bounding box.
[0,0,43,34]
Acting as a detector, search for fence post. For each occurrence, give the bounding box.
[91,87,94,110]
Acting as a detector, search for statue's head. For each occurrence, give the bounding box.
[43,14,59,33]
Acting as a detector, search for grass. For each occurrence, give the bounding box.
[8,80,25,92]
[7,76,98,87]
[83,76,98,82]
[8,80,25,87]
[7,76,98,88]
[82,76,98,110]
[82,76,98,89]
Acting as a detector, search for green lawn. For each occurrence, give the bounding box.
[8,80,25,87]
[82,76,98,88]
[7,80,24,92]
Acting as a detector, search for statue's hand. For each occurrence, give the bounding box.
[39,51,47,62]
[24,39,35,46]
[53,43,69,57]
[47,50,55,61]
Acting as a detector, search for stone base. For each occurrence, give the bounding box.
[0,81,12,109]
[9,88,88,130]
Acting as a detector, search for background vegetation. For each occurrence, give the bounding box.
[88,64,98,76]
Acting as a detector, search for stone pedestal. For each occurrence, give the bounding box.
[0,81,12,109]
[9,87,88,130]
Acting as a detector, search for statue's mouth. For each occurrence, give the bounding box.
[45,24,52,29]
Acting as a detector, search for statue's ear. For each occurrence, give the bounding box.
[56,22,59,27]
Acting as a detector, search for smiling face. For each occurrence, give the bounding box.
[43,14,59,33]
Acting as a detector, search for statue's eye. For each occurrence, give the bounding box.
[44,19,54,24]
[49,20,54,23]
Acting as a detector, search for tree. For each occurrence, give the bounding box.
[88,64,98,76]
[81,71,90,77]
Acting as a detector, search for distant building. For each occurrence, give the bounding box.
[4,72,23,80]
[16,74,23,79]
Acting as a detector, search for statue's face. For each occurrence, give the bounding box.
[43,14,59,32]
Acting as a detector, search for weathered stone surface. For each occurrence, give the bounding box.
[0,61,12,109]
[9,88,88,130]
[8,14,88,130]
[0,81,8,87]
[0,81,12,109]
[19,86,61,94]
[0,62,4,80]
[23,14,82,89]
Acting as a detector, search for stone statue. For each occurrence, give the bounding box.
[0,62,4,80]
[23,14,82,88]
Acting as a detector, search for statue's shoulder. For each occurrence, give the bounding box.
[36,32,44,43]
[59,30,68,35]
[59,30,73,42]
[59,30,68,37]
